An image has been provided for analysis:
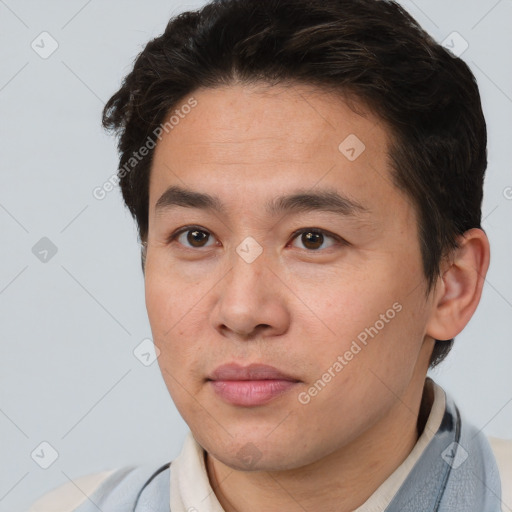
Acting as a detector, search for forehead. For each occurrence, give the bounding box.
[148,83,405,221]
[153,83,387,160]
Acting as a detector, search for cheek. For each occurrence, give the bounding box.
[145,274,173,337]
[145,273,195,371]
[145,257,201,331]
[299,296,425,430]
[146,279,205,415]
[305,278,389,340]
[309,271,425,375]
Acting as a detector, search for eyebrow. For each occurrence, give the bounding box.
[154,185,371,219]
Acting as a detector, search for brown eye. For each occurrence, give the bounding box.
[302,231,323,250]
[290,229,339,251]
[186,229,210,247]
[169,226,216,249]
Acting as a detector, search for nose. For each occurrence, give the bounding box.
[211,245,290,340]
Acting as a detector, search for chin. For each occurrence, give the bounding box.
[201,431,314,473]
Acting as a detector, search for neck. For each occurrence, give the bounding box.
[205,373,433,512]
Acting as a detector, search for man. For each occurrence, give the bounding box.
[29,0,511,510]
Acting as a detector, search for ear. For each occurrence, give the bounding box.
[425,228,490,341]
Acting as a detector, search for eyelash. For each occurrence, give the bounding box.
[166,225,347,252]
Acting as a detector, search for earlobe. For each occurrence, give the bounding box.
[425,228,490,341]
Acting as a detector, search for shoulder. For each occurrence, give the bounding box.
[27,463,170,512]
[488,436,512,510]
[27,468,121,511]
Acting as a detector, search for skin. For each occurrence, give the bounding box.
[144,82,490,512]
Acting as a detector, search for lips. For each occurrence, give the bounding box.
[207,363,300,382]
[207,363,300,407]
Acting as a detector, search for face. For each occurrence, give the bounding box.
[144,83,436,471]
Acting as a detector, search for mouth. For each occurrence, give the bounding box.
[207,362,300,407]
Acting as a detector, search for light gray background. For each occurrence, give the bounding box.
[1,0,511,510]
